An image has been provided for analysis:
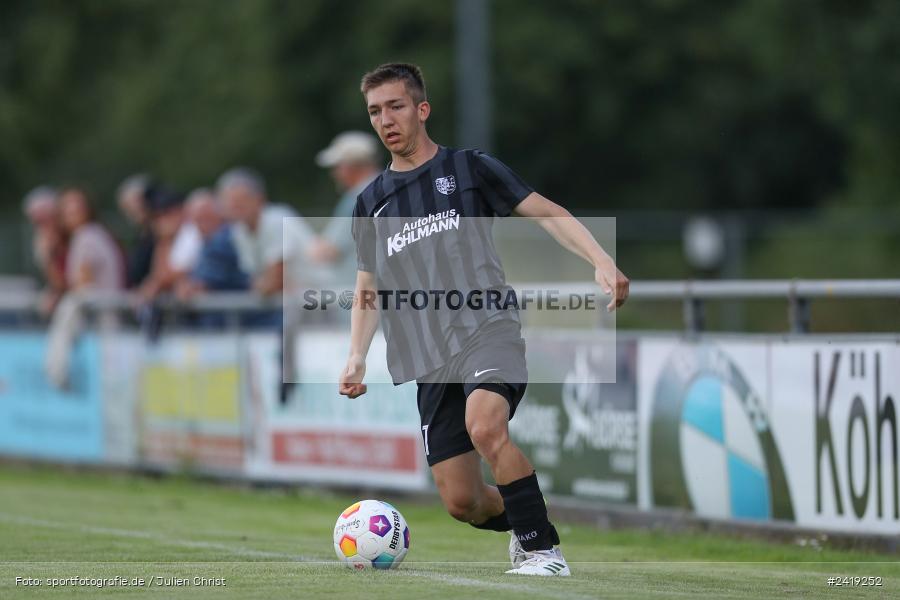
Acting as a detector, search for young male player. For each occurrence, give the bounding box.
[338,63,629,576]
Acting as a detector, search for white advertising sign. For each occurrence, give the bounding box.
[244,332,428,491]
[639,336,899,535]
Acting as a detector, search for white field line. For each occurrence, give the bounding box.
[404,570,599,600]
[0,512,309,561]
[0,512,596,598]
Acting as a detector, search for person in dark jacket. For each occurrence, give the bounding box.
[116,173,155,288]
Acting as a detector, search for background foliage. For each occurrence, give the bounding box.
[3,0,900,212]
[1,0,899,303]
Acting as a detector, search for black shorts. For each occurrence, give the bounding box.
[416,319,528,467]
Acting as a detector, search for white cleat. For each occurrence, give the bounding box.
[509,532,527,568]
[505,548,570,576]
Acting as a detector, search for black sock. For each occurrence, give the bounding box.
[496,472,559,551]
[470,511,511,532]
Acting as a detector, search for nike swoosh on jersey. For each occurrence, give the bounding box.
[474,368,499,378]
[373,200,391,217]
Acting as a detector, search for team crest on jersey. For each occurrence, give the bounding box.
[435,175,456,195]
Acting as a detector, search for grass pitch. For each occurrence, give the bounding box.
[0,464,896,599]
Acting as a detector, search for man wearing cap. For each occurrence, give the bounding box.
[310,131,381,286]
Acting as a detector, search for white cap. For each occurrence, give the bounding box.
[315,131,379,168]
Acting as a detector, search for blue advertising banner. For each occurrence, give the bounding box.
[0,333,103,462]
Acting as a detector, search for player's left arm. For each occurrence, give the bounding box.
[514,192,629,311]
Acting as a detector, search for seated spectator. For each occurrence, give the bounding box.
[22,185,67,315]
[116,173,155,288]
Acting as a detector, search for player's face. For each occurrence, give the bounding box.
[366,81,429,157]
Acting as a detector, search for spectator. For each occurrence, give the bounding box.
[59,187,125,291]
[216,167,319,297]
[311,131,381,286]
[168,188,217,277]
[46,186,124,387]
[116,173,155,288]
[174,190,249,300]
[136,186,187,302]
[22,185,67,315]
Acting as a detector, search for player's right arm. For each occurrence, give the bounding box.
[338,269,379,398]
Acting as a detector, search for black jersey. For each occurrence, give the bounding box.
[352,146,533,384]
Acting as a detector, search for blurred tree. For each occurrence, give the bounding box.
[492,0,853,210]
[0,0,897,222]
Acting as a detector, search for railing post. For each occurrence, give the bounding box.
[787,279,810,333]
[789,296,810,333]
[225,310,241,332]
[684,297,705,334]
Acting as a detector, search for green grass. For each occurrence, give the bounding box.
[0,464,896,599]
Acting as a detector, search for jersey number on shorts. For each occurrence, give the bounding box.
[421,425,430,456]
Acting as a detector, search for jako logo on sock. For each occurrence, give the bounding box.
[517,531,538,542]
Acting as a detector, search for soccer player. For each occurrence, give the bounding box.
[338,63,629,576]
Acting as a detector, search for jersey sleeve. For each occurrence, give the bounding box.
[351,197,376,273]
[472,150,534,217]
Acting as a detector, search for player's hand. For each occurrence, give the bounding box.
[595,258,629,312]
[339,355,368,398]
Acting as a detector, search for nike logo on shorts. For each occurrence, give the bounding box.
[474,368,499,378]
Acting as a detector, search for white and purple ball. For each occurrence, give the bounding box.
[333,499,410,570]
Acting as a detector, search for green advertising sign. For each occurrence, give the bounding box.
[498,336,638,505]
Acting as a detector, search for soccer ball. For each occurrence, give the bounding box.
[333,499,410,570]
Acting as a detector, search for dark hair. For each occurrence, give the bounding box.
[360,63,427,104]
[144,183,185,213]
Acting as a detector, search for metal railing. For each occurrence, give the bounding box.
[634,279,900,333]
[1,279,898,333]
[536,279,900,333]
